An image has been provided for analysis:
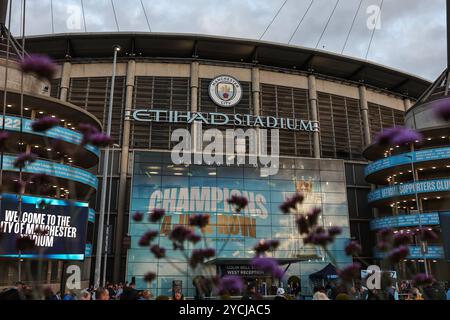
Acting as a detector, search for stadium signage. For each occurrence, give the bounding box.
[131,109,319,132]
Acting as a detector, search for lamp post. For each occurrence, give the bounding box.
[102,143,119,287]
[94,45,121,288]
[406,145,429,276]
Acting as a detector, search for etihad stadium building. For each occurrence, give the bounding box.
[1,31,436,295]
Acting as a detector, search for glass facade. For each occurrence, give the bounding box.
[127,151,352,297]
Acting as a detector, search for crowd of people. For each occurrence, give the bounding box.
[1,280,450,300]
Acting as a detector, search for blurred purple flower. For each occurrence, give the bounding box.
[189,214,210,229]
[186,233,202,244]
[413,273,435,286]
[307,208,321,226]
[304,228,334,247]
[280,193,304,214]
[20,54,57,82]
[14,152,37,169]
[254,240,280,255]
[138,231,158,247]
[0,131,9,150]
[150,245,166,259]
[378,229,393,242]
[16,236,36,251]
[227,195,248,212]
[216,276,244,296]
[79,123,99,138]
[190,248,216,269]
[149,208,165,223]
[296,216,309,235]
[376,241,390,252]
[251,257,284,279]
[338,263,361,282]
[345,241,362,256]
[328,226,342,237]
[388,246,410,263]
[132,212,144,222]
[432,98,450,121]
[375,127,422,146]
[144,272,157,283]
[170,226,194,244]
[31,116,60,132]
[85,132,113,147]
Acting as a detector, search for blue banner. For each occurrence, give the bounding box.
[0,115,100,157]
[365,147,450,177]
[2,155,98,189]
[374,246,445,260]
[0,194,90,261]
[88,209,96,223]
[371,213,440,230]
[368,179,450,203]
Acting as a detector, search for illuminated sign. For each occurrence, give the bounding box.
[2,155,98,189]
[0,115,100,157]
[0,194,89,261]
[371,213,440,230]
[366,147,450,177]
[374,246,445,260]
[130,110,320,133]
[368,179,450,203]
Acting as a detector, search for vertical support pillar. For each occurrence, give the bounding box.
[190,61,200,153]
[113,59,135,283]
[308,74,320,159]
[59,61,72,102]
[359,85,371,147]
[252,67,260,116]
[403,97,412,112]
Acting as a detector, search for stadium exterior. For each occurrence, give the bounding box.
[1,32,436,295]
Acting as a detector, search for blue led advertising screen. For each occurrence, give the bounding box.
[0,194,89,261]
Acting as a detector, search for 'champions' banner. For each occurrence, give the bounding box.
[0,194,89,261]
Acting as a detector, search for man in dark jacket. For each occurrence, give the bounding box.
[120,282,139,300]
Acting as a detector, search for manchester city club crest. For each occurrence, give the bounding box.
[209,75,243,107]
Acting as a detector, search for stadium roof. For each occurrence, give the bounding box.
[23,32,431,99]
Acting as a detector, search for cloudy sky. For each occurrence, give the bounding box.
[7,0,447,80]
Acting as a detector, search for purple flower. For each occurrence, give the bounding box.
[345,241,362,256]
[138,231,159,247]
[432,98,450,121]
[0,131,9,150]
[150,245,166,259]
[227,195,248,212]
[144,272,157,283]
[375,127,423,146]
[307,208,321,226]
[79,123,99,138]
[413,273,435,286]
[304,228,334,247]
[254,240,280,255]
[149,208,165,223]
[376,241,390,252]
[170,226,194,244]
[338,263,361,282]
[189,214,210,229]
[280,193,304,214]
[186,233,202,244]
[85,132,113,147]
[328,226,342,237]
[388,246,410,263]
[393,233,412,248]
[14,152,37,169]
[251,257,284,279]
[296,216,309,235]
[132,212,144,222]
[190,248,216,268]
[16,236,36,251]
[20,54,57,81]
[216,276,244,296]
[31,116,60,132]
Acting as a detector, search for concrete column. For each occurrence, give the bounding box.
[113,59,135,283]
[190,62,200,153]
[403,97,412,112]
[308,74,321,159]
[252,67,261,116]
[358,85,372,147]
[0,0,8,25]
[59,62,72,102]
